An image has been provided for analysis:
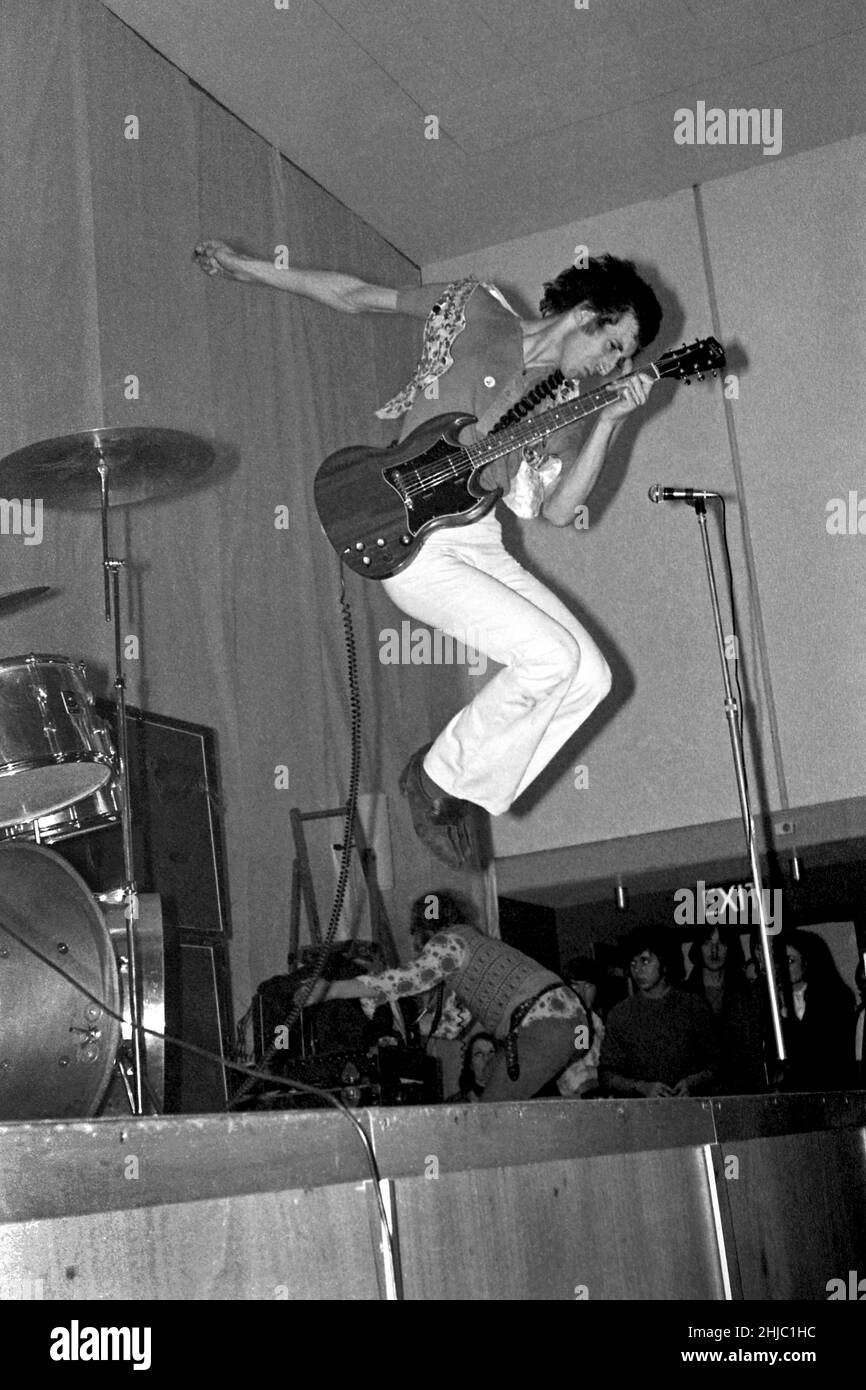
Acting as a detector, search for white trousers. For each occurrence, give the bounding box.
[382,512,612,816]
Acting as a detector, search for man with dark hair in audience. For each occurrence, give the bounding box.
[195,238,661,870]
[297,889,588,1102]
[599,928,721,1098]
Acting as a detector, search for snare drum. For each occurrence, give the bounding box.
[0,841,121,1119]
[0,774,121,846]
[0,655,113,828]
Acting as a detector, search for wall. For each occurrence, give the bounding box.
[0,0,476,1016]
[425,136,866,866]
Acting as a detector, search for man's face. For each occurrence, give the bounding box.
[470,1038,496,1087]
[559,308,641,381]
[630,949,664,993]
[701,928,728,970]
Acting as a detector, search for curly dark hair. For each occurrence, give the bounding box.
[539,254,663,351]
[621,926,679,980]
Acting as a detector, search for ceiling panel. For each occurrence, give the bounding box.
[443,27,784,155]
[317,0,523,105]
[100,0,866,263]
[468,0,695,46]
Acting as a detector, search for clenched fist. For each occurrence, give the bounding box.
[193,239,259,283]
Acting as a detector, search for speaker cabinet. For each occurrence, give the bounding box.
[43,704,235,1114]
[57,701,232,935]
[163,931,234,1113]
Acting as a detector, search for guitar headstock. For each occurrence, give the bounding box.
[655,337,726,384]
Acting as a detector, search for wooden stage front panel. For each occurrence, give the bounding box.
[0,1095,864,1300]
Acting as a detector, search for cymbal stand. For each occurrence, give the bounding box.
[97,448,148,1114]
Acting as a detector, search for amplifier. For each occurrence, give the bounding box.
[244,1045,441,1110]
[249,1048,378,1110]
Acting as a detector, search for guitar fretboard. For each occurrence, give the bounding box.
[393,337,723,495]
[464,373,651,470]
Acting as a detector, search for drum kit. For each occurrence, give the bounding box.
[0,426,216,1122]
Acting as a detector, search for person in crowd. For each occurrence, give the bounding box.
[295,890,587,1102]
[599,928,722,1097]
[448,1033,498,1102]
[776,931,856,1092]
[683,925,765,1092]
[556,956,606,1098]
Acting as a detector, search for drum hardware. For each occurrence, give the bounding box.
[101,894,165,1116]
[0,426,215,511]
[0,426,216,1116]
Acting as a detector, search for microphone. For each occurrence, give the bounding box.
[648,484,720,503]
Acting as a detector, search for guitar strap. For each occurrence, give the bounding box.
[488,368,566,433]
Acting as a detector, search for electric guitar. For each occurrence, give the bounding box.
[314,337,725,580]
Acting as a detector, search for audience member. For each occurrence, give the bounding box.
[599,928,721,1097]
[448,1033,498,1102]
[683,925,766,1092]
[777,931,856,1092]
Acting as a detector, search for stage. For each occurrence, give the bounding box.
[1,1092,865,1301]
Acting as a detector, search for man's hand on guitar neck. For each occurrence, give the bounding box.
[597,366,655,422]
[541,368,655,527]
[193,238,398,314]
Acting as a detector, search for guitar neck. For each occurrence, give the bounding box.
[464,363,660,471]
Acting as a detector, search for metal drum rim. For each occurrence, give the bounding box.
[0,653,90,669]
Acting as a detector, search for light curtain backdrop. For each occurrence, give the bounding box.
[0,0,483,1013]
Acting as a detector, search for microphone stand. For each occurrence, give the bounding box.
[689,497,786,1066]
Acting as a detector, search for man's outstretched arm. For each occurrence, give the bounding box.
[193,238,399,315]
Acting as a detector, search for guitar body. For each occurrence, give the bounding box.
[313,337,725,581]
[313,413,500,580]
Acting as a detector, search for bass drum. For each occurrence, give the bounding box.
[0,841,120,1120]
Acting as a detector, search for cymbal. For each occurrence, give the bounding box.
[0,586,54,618]
[0,427,216,510]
